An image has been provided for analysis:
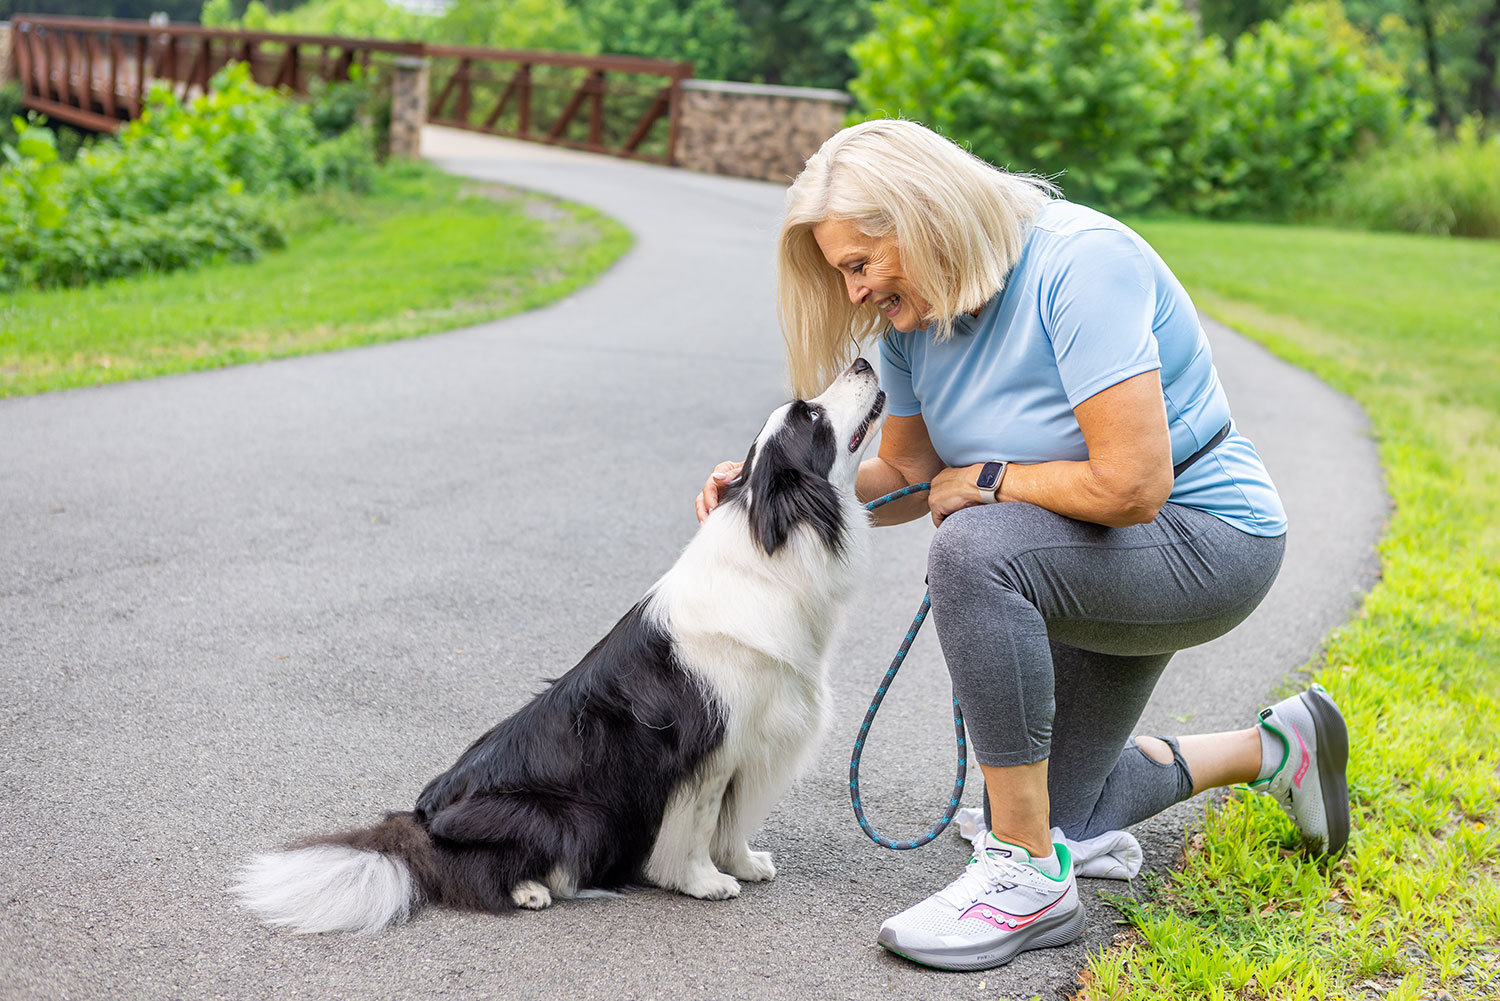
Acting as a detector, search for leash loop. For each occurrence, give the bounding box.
[850,483,966,850]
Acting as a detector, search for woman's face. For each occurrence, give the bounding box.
[811,218,933,333]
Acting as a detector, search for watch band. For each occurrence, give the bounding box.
[975,460,1008,503]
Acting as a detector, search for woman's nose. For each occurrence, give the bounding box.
[844,272,868,304]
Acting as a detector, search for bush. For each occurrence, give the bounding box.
[1323,121,1500,237]
[849,0,1219,214]
[0,63,377,291]
[1162,2,1406,218]
[849,0,1408,218]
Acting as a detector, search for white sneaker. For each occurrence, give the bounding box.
[1253,683,1351,855]
[877,834,1085,971]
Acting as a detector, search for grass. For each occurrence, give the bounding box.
[1069,219,1500,1000]
[0,160,632,396]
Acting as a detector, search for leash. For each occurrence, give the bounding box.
[849,481,967,850]
[847,422,1234,850]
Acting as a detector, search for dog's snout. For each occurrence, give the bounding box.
[850,357,872,376]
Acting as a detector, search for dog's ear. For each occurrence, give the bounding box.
[744,440,844,556]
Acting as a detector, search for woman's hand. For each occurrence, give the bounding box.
[695,460,744,523]
[927,464,987,527]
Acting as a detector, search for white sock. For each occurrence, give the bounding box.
[1256,723,1285,784]
[990,833,1062,877]
[1031,848,1062,878]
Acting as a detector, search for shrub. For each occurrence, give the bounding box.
[849,0,1219,214]
[848,0,1408,218]
[0,63,377,291]
[1324,120,1500,237]
[1162,2,1406,218]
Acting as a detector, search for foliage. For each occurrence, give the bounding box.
[1163,2,1407,217]
[730,0,875,88]
[1198,0,1295,44]
[205,0,594,51]
[850,0,1218,213]
[1339,0,1500,129]
[1324,118,1500,235]
[0,162,633,396]
[0,83,95,163]
[437,0,593,51]
[849,0,1406,217]
[0,63,376,291]
[572,0,754,80]
[1077,216,1500,1001]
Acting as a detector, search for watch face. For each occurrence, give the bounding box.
[977,461,1002,489]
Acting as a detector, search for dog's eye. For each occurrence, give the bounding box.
[809,411,820,421]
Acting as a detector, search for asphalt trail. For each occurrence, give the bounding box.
[0,127,1385,1000]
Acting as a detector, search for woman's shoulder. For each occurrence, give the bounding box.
[1031,199,1136,242]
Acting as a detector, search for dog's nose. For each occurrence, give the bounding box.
[850,357,872,375]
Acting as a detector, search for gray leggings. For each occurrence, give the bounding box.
[927,502,1285,841]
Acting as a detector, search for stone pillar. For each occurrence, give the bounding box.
[1,23,12,87]
[673,79,853,184]
[388,55,428,158]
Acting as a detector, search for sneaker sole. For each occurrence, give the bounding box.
[1302,686,1350,856]
[877,898,1086,972]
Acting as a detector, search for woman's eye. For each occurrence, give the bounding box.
[851,263,865,275]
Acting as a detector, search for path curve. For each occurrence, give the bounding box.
[0,125,1386,1001]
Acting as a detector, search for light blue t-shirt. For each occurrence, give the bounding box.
[878,200,1286,537]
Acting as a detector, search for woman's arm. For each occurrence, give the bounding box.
[926,369,1174,528]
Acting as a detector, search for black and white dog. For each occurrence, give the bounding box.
[233,360,886,933]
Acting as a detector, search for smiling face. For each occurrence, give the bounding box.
[811,218,934,333]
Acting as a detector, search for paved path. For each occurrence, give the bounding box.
[0,126,1386,1001]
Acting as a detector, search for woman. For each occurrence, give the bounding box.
[696,119,1349,972]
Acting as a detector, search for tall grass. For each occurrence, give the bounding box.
[1323,125,1500,238]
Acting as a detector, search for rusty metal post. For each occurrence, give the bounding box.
[388,54,428,158]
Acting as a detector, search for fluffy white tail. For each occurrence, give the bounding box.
[233,845,415,934]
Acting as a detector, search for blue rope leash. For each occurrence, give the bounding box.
[850,482,967,850]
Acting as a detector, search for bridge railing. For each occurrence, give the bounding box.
[425,45,691,164]
[7,15,693,164]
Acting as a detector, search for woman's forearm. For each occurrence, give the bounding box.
[998,457,1170,527]
[856,457,933,525]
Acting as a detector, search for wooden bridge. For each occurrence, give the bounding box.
[7,14,694,164]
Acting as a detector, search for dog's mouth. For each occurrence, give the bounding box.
[848,391,886,453]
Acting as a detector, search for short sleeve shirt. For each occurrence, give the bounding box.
[877,200,1286,537]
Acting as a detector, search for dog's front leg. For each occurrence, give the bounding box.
[645,768,740,900]
[711,780,776,882]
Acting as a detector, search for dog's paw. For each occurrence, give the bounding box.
[726,850,776,883]
[510,881,553,910]
[681,869,741,900]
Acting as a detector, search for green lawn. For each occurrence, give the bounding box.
[0,161,632,397]
[1074,220,1500,1000]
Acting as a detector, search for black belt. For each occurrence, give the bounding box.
[1172,422,1232,478]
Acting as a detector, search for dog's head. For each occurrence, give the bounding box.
[719,359,886,556]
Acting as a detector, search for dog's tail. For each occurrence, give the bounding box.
[232,811,437,935]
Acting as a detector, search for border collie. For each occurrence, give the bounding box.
[233,360,887,933]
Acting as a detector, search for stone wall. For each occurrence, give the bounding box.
[674,79,851,184]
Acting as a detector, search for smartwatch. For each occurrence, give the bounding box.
[975,460,1008,503]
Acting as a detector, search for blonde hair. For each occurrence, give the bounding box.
[777,119,1057,398]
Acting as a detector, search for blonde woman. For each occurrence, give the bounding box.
[696,119,1348,972]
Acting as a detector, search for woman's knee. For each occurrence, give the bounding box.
[927,506,1033,601]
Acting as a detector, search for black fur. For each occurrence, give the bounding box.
[312,600,724,913]
[720,400,845,557]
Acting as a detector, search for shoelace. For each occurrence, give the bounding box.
[935,847,1046,906]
